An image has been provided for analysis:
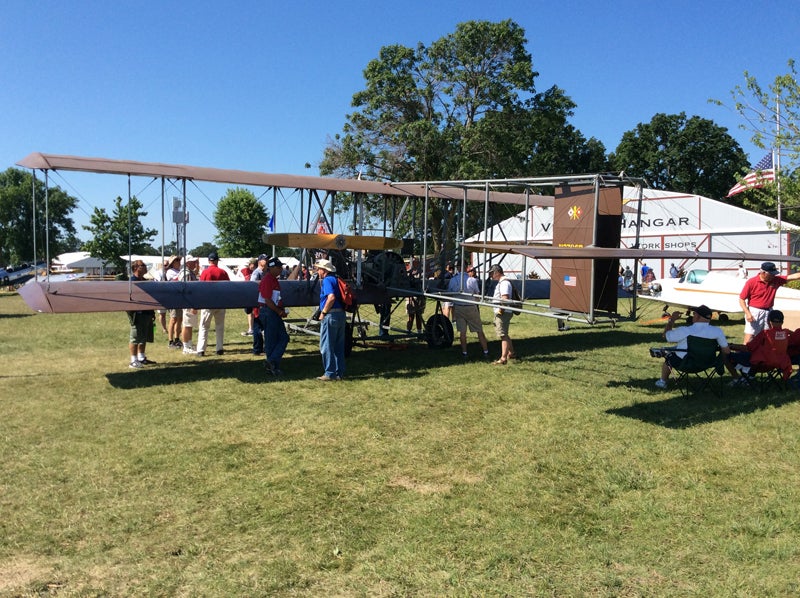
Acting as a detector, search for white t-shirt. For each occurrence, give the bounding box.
[493,277,513,314]
[665,321,728,356]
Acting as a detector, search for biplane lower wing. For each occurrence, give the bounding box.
[18,279,394,314]
[462,242,800,264]
[263,233,403,252]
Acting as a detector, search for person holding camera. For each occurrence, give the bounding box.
[654,305,731,389]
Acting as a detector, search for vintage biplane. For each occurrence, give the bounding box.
[15,153,800,345]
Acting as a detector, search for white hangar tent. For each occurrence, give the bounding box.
[465,187,799,280]
[51,252,108,274]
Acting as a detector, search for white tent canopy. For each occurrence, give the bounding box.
[465,187,799,279]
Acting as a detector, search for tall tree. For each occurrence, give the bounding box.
[611,112,748,198]
[213,188,269,257]
[320,20,605,255]
[82,196,158,274]
[0,168,80,265]
[714,59,800,222]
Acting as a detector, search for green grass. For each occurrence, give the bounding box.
[2,292,800,596]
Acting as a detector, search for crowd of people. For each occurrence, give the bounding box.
[123,253,523,375]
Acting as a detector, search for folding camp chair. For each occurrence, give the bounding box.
[672,335,726,398]
[748,364,787,393]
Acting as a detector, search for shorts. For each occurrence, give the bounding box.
[128,311,153,344]
[744,306,770,337]
[168,308,183,320]
[493,311,513,338]
[182,308,198,329]
[452,304,483,333]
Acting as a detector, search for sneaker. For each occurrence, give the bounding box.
[216,350,224,355]
[241,331,253,337]
[182,346,196,355]
[317,375,334,381]
[655,379,668,389]
[196,351,205,357]
[168,340,179,349]
[265,361,276,374]
[174,340,182,348]
[728,377,750,388]
[129,361,143,369]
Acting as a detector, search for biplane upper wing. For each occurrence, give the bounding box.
[263,233,403,252]
[462,242,800,264]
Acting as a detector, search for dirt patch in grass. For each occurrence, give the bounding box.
[0,556,62,595]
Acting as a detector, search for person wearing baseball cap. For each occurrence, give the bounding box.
[655,304,733,389]
[258,255,289,375]
[739,261,800,344]
[728,308,793,386]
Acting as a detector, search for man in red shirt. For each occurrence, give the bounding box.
[739,261,800,344]
[197,251,230,357]
[258,257,289,375]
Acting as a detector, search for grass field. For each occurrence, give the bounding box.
[2,292,800,596]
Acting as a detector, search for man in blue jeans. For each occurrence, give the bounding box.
[258,256,289,375]
[315,258,346,381]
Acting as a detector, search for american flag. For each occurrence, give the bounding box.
[564,274,576,287]
[726,153,775,197]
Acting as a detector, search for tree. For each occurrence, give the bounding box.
[0,168,80,265]
[82,196,158,274]
[320,20,605,254]
[213,188,269,257]
[189,242,218,259]
[714,59,800,222]
[718,59,800,165]
[611,112,748,198]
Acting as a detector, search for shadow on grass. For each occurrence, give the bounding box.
[0,313,35,319]
[105,341,437,390]
[103,324,679,390]
[606,386,800,428]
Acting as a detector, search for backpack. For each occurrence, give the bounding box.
[336,276,356,313]
[501,277,523,315]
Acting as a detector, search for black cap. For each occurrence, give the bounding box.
[489,264,503,274]
[208,251,219,261]
[761,261,779,275]
[769,310,785,323]
[258,253,268,262]
[692,305,713,320]
[267,257,283,268]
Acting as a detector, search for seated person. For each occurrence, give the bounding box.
[729,309,793,383]
[655,304,733,389]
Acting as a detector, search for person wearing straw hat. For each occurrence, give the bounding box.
[314,258,346,381]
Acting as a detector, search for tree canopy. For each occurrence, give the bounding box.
[213,188,269,257]
[320,19,607,254]
[611,112,748,199]
[0,168,80,266]
[82,196,158,274]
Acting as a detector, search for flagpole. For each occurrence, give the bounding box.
[776,97,783,258]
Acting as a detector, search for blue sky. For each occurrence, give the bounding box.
[2,0,797,251]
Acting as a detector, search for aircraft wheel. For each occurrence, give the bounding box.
[425,314,453,349]
[718,313,729,322]
[2,276,8,285]
[345,323,354,356]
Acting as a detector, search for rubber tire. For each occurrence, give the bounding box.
[425,314,454,349]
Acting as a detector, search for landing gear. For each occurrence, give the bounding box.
[425,313,453,349]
